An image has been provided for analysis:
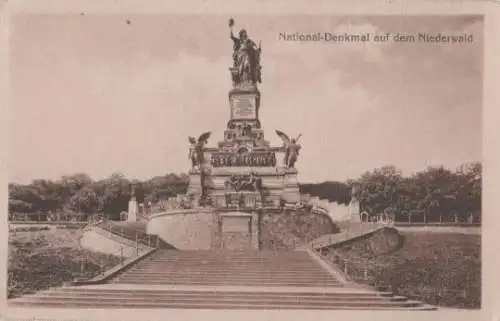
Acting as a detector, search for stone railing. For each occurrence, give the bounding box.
[95,220,161,248]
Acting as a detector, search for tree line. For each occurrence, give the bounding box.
[8,172,189,221]
[300,162,481,223]
[9,162,481,223]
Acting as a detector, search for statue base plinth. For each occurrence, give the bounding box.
[187,170,203,197]
[228,88,260,123]
[212,191,262,209]
[229,68,259,92]
[187,164,301,209]
[281,170,300,203]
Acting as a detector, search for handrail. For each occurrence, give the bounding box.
[8,220,88,225]
[315,246,475,299]
[77,223,160,282]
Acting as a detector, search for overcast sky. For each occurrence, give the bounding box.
[8,15,483,184]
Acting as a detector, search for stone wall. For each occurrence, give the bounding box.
[147,209,261,250]
[80,226,150,258]
[215,211,260,250]
[145,192,360,251]
[146,210,217,250]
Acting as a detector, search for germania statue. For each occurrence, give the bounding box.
[229,18,262,85]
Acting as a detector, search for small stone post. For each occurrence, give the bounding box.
[344,260,349,275]
[80,257,84,275]
[100,256,104,275]
[135,233,139,256]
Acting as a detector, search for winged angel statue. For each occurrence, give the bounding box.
[275,130,302,168]
[188,132,211,169]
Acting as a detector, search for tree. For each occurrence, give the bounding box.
[97,172,131,220]
[356,165,404,216]
[299,181,350,204]
[58,173,93,205]
[67,187,99,220]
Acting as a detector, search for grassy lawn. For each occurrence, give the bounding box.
[8,228,121,299]
[325,230,481,309]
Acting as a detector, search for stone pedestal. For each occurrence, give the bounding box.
[281,168,301,203]
[348,198,360,218]
[187,170,202,196]
[229,88,260,122]
[128,198,138,222]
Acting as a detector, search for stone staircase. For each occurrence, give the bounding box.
[112,250,341,287]
[9,250,435,310]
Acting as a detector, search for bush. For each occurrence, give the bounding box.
[260,210,339,250]
[323,231,481,309]
[55,225,81,230]
[8,230,121,298]
[10,226,50,232]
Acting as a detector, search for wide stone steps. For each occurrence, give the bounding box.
[113,276,341,286]
[129,264,325,273]
[135,261,322,266]
[131,263,326,268]
[119,271,338,277]
[136,261,326,265]
[9,288,434,310]
[118,271,337,277]
[112,250,341,287]
[15,288,398,299]
[8,249,435,310]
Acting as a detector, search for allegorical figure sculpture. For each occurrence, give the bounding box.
[188,132,211,169]
[275,130,302,168]
[229,18,262,85]
[226,173,262,192]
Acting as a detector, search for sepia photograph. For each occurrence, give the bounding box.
[4,10,486,317]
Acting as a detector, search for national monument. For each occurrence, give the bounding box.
[187,18,302,210]
[146,18,308,251]
[8,18,438,311]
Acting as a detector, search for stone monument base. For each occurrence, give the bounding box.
[187,166,300,209]
[147,209,260,251]
[215,211,259,250]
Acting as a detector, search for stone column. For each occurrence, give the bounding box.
[128,197,138,222]
[251,212,260,250]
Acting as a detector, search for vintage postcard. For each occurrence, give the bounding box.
[1,1,498,320]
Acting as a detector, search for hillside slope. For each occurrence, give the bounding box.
[323,229,480,309]
[260,210,339,250]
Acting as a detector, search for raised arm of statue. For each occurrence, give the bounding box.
[229,18,239,45]
[230,28,239,43]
